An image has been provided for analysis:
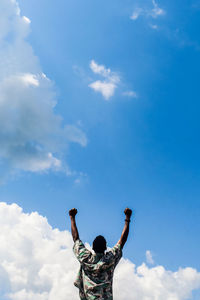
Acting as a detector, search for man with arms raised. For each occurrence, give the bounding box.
[69,208,132,300]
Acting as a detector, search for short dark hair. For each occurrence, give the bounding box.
[93,235,107,253]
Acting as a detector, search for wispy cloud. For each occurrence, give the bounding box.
[0,0,87,177]
[131,8,143,21]
[149,24,159,30]
[146,250,155,265]
[151,0,165,18]
[89,60,120,100]
[122,91,137,98]
[0,202,200,300]
[130,0,165,21]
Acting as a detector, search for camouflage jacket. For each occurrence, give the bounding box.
[73,239,122,300]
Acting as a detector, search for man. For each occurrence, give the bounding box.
[69,207,132,300]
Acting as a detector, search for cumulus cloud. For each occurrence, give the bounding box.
[0,202,200,300]
[0,0,87,176]
[115,261,200,300]
[0,202,77,300]
[89,80,118,100]
[88,60,120,100]
[130,0,165,21]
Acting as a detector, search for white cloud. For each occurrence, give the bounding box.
[0,0,87,176]
[130,8,143,20]
[22,16,31,24]
[0,202,200,300]
[122,91,137,98]
[90,60,112,77]
[130,0,165,21]
[89,80,117,100]
[89,60,120,100]
[146,250,154,265]
[64,125,87,147]
[0,202,77,300]
[20,73,39,86]
[115,261,200,300]
[151,0,165,18]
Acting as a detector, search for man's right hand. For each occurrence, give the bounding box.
[124,208,132,219]
[69,208,78,218]
[69,208,79,242]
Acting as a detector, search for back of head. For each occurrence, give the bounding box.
[93,235,107,253]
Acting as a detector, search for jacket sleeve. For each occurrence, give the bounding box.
[108,243,122,267]
[73,239,91,264]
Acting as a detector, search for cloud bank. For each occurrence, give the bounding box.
[89,60,120,100]
[0,0,87,176]
[0,202,200,300]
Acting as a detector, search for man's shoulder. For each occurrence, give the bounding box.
[113,243,122,250]
[73,238,83,246]
[73,239,87,253]
[104,243,122,260]
[73,239,92,263]
[109,243,122,253]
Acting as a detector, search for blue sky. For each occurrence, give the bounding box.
[1,0,200,299]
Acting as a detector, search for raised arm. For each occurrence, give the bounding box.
[69,208,79,242]
[118,208,132,249]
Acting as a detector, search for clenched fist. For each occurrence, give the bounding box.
[69,208,78,218]
[124,208,132,219]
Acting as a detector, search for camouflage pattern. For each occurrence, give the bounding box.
[73,239,122,300]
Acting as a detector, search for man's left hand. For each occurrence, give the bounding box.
[69,208,78,218]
